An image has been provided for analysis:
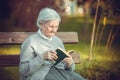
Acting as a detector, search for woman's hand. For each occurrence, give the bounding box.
[42,51,58,60]
[63,55,73,67]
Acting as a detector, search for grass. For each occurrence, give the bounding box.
[0,16,120,80]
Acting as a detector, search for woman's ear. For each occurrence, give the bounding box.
[40,23,43,26]
[40,23,44,28]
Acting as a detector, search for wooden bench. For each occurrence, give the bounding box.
[0,32,80,67]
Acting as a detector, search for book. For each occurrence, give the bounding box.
[53,47,74,66]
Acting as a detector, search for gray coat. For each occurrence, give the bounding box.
[19,30,75,80]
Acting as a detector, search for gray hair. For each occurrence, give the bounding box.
[36,8,61,28]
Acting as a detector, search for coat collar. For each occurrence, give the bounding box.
[37,29,53,41]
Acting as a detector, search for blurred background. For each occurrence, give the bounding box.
[0,0,120,80]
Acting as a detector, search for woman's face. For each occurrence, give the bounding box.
[41,20,59,38]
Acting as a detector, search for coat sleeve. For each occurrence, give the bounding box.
[65,61,75,71]
[19,41,44,76]
[56,37,76,71]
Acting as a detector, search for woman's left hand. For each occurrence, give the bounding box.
[63,55,73,67]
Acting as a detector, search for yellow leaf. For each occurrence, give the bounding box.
[103,16,107,26]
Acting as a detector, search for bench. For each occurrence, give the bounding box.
[0,32,80,67]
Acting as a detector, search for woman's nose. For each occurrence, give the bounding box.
[52,27,58,31]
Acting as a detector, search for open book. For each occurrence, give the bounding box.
[54,47,74,66]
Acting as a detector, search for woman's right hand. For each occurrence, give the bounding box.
[42,51,58,60]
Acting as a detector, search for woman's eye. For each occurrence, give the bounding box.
[50,26,53,28]
[49,26,58,28]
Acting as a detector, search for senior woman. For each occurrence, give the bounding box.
[19,8,85,80]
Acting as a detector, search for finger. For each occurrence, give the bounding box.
[52,54,58,59]
[48,52,58,60]
[50,55,57,60]
[63,58,68,62]
[64,57,70,60]
[63,57,73,62]
[50,51,57,54]
[48,54,55,60]
[67,55,72,58]
[50,51,58,59]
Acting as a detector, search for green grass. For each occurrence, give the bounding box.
[0,16,120,80]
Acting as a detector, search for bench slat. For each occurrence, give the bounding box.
[0,32,79,44]
[0,53,80,67]
[0,55,19,67]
